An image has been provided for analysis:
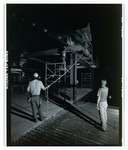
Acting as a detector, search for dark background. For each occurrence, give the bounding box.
[7,4,122,106]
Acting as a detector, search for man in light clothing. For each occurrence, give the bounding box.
[27,73,50,122]
[97,79,109,131]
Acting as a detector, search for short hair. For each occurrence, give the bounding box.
[101,79,107,86]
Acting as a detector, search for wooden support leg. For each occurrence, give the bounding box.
[70,53,77,101]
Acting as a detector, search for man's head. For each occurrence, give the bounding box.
[33,72,39,79]
[101,79,107,86]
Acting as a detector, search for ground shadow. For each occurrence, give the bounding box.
[11,105,34,121]
[49,93,101,130]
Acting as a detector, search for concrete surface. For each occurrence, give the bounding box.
[11,93,63,142]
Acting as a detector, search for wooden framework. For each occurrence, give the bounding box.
[45,61,67,98]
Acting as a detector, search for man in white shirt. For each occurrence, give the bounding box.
[97,79,109,131]
[27,73,50,122]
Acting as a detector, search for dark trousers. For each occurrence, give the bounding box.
[30,96,43,120]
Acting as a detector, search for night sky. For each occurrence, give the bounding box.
[8,4,122,70]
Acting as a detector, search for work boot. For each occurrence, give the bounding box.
[32,118,38,123]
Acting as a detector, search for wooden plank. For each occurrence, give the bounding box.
[78,57,93,70]
[28,57,43,62]
[24,48,59,58]
[62,23,92,43]
[108,108,119,115]
[85,103,119,129]
[64,112,119,145]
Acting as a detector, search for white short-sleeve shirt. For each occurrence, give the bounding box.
[27,79,45,95]
[97,87,109,102]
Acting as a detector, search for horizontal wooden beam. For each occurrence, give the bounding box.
[77,65,87,69]
[77,55,94,71]
[24,48,59,58]
[28,57,44,63]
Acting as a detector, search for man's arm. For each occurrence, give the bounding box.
[41,82,50,90]
[26,84,32,103]
[97,96,100,107]
[27,84,30,92]
[97,89,101,107]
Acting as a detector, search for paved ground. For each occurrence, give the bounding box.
[9,87,121,146]
[10,93,63,143]
[10,88,93,144]
[11,102,120,146]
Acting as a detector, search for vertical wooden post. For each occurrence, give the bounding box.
[63,59,66,101]
[70,53,77,102]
